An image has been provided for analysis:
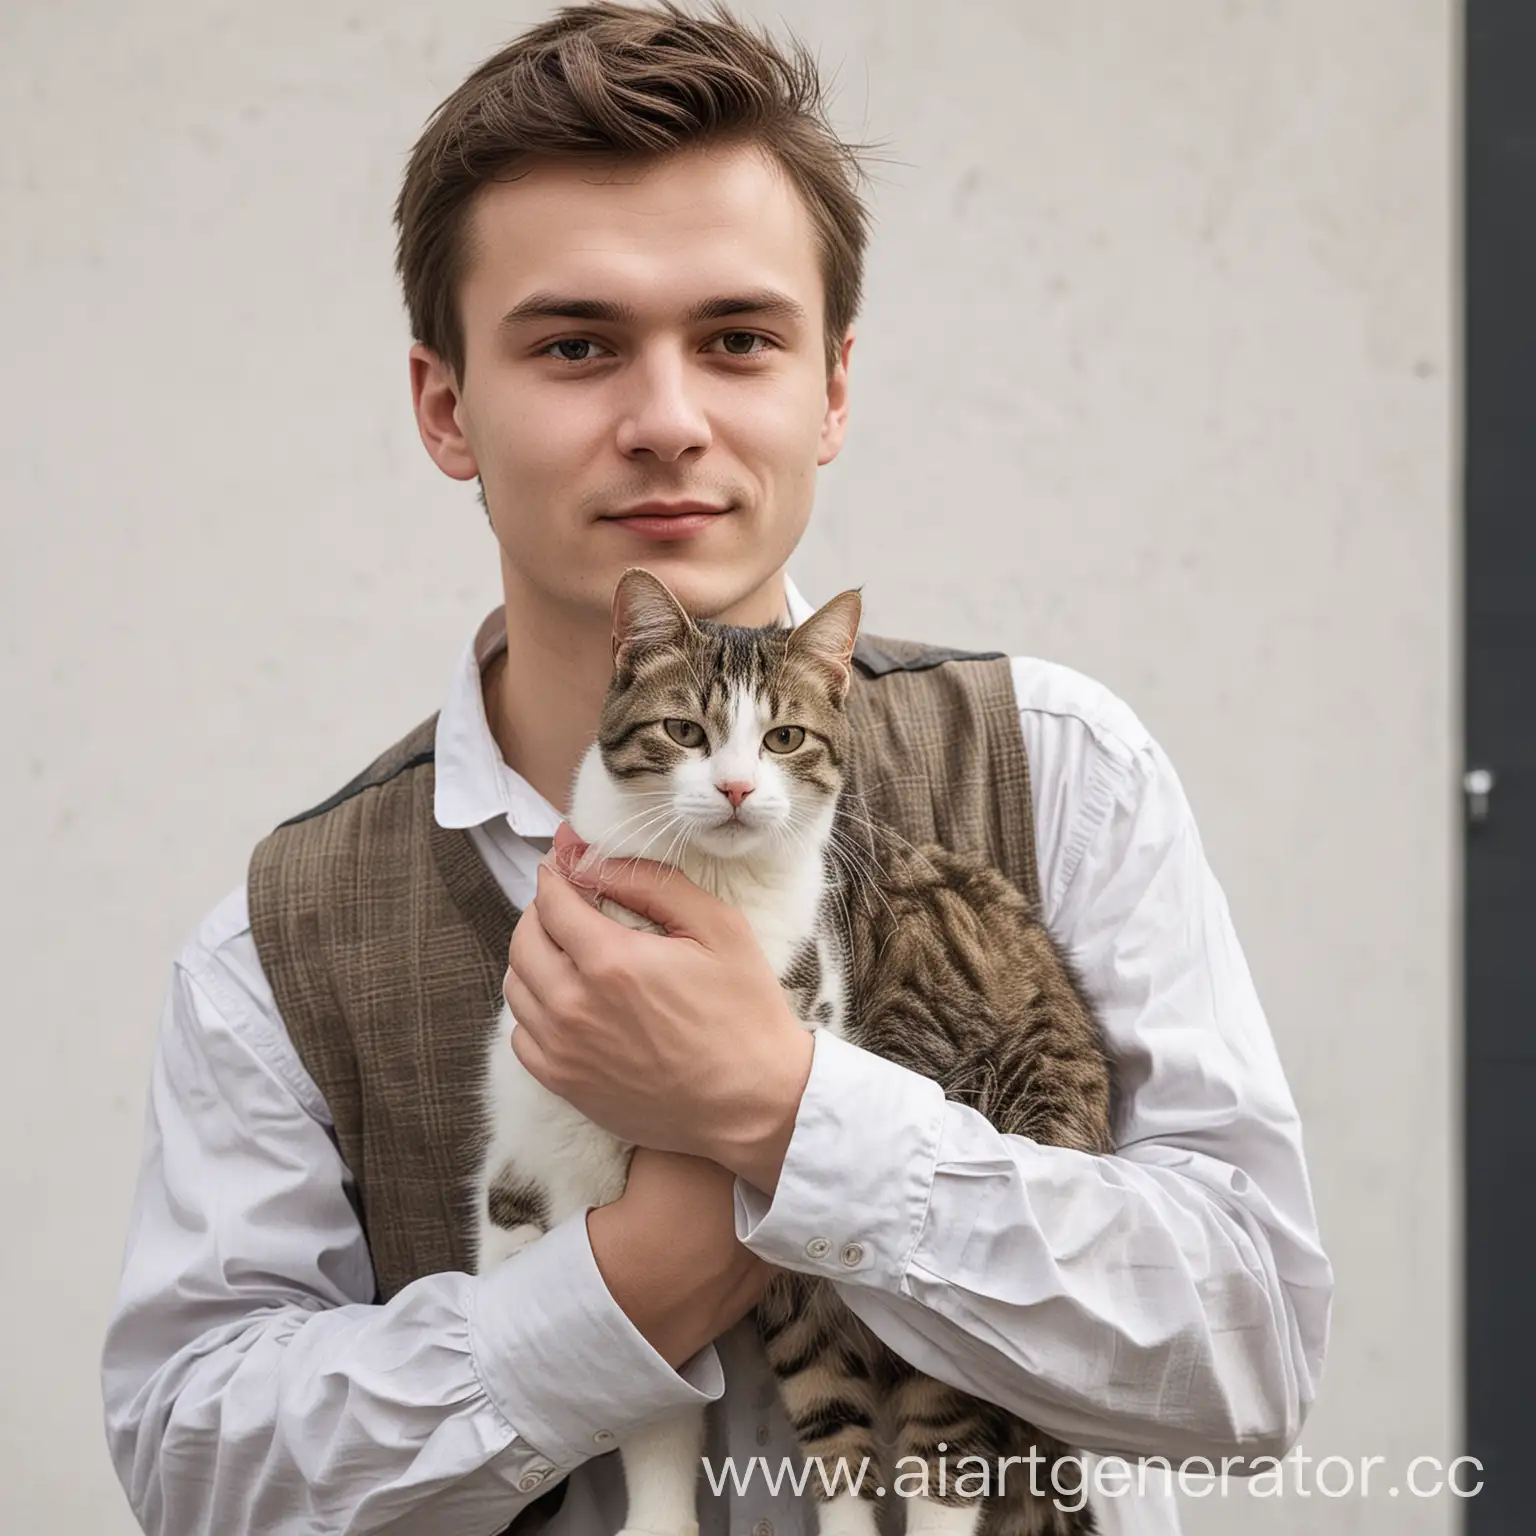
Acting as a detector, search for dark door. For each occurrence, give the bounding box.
[1465,4,1536,1531]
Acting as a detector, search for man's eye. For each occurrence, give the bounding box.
[663,719,706,748]
[541,333,774,365]
[542,338,606,364]
[713,332,774,357]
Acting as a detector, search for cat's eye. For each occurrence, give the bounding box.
[763,725,806,754]
[662,718,706,748]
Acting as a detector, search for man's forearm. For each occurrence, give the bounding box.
[587,1148,771,1369]
[730,1029,1332,1461]
[107,1270,585,1536]
[587,1200,765,1368]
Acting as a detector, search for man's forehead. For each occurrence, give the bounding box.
[461,143,823,310]
[475,139,794,214]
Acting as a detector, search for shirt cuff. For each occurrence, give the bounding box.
[469,1207,725,1471]
[733,1029,947,1293]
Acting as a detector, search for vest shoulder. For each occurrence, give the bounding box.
[268,713,439,833]
[851,632,1009,678]
[246,713,441,948]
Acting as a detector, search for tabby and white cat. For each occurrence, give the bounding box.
[474,568,1114,1536]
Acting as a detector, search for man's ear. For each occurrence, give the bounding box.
[409,343,479,481]
[786,588,863,703]
[611,568,696,671]
[817,329,855,468]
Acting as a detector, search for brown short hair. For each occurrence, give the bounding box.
[393,0,880,383]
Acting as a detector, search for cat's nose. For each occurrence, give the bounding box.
[718,781,755,809]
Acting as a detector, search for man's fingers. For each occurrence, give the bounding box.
[532,860,633,969]
[552,821,588,861]
[501,964,543,1036]
[508,887,581,1006]
[504,967,568,1096]
[552,842,715,939]
[507,1004,555,1087]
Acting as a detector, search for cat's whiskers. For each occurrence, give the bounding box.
[653,812,697,876]
[831,837,901,977]
[777,805,862,973]
[580,793,676,852]
[673,824,699,882]
[587,801,685,866]
[824,865,856,981]
[819,816,901,933]
[580,799,700,892]
[616,811,688,871]
[821,821,882,897]
[832,800,945,881]
[819,818,904,975]
[767,815,835,943]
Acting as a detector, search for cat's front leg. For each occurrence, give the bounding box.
[758,1273,884,1536]
[885,1366,990,1536]
[883,1359,1098,1536]
[615,1402,707,1536]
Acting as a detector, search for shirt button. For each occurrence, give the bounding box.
[805,1237,831,1259]
[517,1467,551,1491]
[755,1424,770,1446]
[840,1242,865,1267]
[752,1520,774,1536]
[593,1429,615,1447]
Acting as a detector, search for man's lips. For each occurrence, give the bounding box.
[607,499,728,518]
[602,503,732,540]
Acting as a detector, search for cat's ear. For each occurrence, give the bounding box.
[611,567,696,671]
[787,589,862,704]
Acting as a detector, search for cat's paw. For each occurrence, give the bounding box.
[615,1524,698,1536]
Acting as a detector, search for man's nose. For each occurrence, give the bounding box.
[718,781,754,809]
[617,348,712,461]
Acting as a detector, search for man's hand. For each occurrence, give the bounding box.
[503,824,815,1193]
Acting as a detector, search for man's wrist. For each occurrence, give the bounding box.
[707,1024,815,1195]
[587,1200,713,1368]
[586,1179,764,1368]
[474,1208,724,1461]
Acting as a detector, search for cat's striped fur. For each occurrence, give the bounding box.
[473,568,1113,1536]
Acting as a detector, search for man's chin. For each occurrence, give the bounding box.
[598,556,788,628]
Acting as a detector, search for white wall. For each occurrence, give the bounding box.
[1,1,1456,1531]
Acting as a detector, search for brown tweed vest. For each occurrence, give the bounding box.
[246,633,1040,1304]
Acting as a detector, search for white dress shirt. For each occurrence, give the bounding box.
[100,577,1333,1536]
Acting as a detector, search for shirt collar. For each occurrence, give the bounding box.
[434,573,815,833]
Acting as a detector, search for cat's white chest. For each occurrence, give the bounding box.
[726,858,828,977]
[680,846,850,1037]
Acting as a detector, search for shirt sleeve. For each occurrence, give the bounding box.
[732,724,1334,1466]
[101,895,723,1536]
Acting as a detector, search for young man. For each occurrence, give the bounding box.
[101,4,1333,1534]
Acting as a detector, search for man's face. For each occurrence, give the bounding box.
[411,140,853,625]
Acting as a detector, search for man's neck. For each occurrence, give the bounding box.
[483,565,792,815]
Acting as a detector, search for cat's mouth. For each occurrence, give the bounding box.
[704,809,765,843]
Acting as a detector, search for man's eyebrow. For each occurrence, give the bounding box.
[496,288,809,331]
[686,291,809,326]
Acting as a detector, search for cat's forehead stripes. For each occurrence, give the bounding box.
[596,616,852,788]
